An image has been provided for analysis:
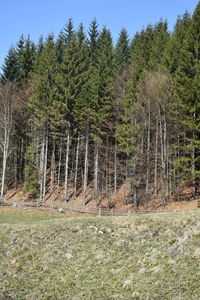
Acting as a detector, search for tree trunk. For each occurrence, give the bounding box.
[154,119,158,194]
[160,112,168,206]
[146,102,151,192]
[57,139,62,187]
[19,139,24,184]
[0,125,10,198]
[105,137,109,203]
[73,134,80,199]
[50,139,56,192]
[163,114,168,204]
[14,149,18,189]
[0,83,13,198]
[94,143,99,204]
[114,139,117,194]
[64,132,70,201]
[130,161,137,210]
[191,134,196,198]
[42,133,48,202]
[83,135,89,205]
[176,134,180,201]
[39,129,45,205]
[159,116,165,205]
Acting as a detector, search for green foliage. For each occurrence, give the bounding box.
[23,142,39,197]
[2,4,200,203]
[87,18,99,57]
[172,4,200,186]
[29,35,59,128]
[1,47,19,83]
[115,28,130,70]
[62,18,75,48]
[164,12,191,73]
[1,35,36,86]
[59,28,89,133]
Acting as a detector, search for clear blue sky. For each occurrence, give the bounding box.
[0,0,198,70]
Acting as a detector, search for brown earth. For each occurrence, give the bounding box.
[2,181,199,212]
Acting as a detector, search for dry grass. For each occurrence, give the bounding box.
[1,208,200,299]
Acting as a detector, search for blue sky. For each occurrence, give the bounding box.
[0,0,198,70]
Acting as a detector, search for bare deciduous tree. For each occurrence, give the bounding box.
[0,83,16,198]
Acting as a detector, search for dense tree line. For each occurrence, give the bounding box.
[1,3,200,208]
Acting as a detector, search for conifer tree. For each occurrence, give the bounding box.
[1,8,200,208]
[150,20,169,69]
[56,23,89,200]
[115,28,130,70]
[164,12,191,73]
[62,18,75,48]
[37,35,45,54]
[174,3,200,196]
[1,47,19,83]
[26,34,58,202]
[15,35,36,85]
[87,19,99,58]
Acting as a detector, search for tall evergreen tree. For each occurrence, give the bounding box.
[164,12,191,74]
[115,28,130,70]
[1,47,19,83]
[25,34,58,201]
[15,35,36,85]
[87,19,99,59]
[150,20,169,69]
[62,18,75,48]
[174,3,200,196]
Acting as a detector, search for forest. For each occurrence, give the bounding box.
[0,2,200,209]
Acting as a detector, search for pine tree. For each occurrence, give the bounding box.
[1,47,19,83]
[87,19,99,59]
[174,3,200,197]
[62,18,75,48]
[56,25,89,200]
[23,141,39,197]
[37,35,45,54]
[15,35,36,85]
[150,20,169,69]
[115,28,130,70]
[164,12,191,74]
[27,34,58,202]
[77,23,85,45]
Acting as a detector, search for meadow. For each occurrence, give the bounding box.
[0,208,200,299]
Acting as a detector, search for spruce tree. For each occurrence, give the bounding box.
[87,19,99,59]
[150,20,169,69]
[62,18,75,48]
[174,3,200,196]
[15,35,36,85]
[115,28,130,70]
[26,34,58,201]
[164,12,191,74]
[1,47,19,83]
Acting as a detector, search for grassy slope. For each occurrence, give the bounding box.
[0,209,200,300]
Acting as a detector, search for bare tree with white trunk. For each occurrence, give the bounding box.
[0,83,16,198]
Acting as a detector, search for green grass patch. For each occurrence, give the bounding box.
[1,209,200,299]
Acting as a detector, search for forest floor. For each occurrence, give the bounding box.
[3,182,199,213]
[1,208,200,299]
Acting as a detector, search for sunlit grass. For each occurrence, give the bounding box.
[1,209,200,299]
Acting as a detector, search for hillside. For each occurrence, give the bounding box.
[1,3,200,211]
[3,180,200,213]
[1,209,200,299]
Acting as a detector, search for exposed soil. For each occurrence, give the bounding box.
[2,181,199,212]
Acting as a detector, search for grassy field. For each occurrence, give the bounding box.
[0,208,200,299]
